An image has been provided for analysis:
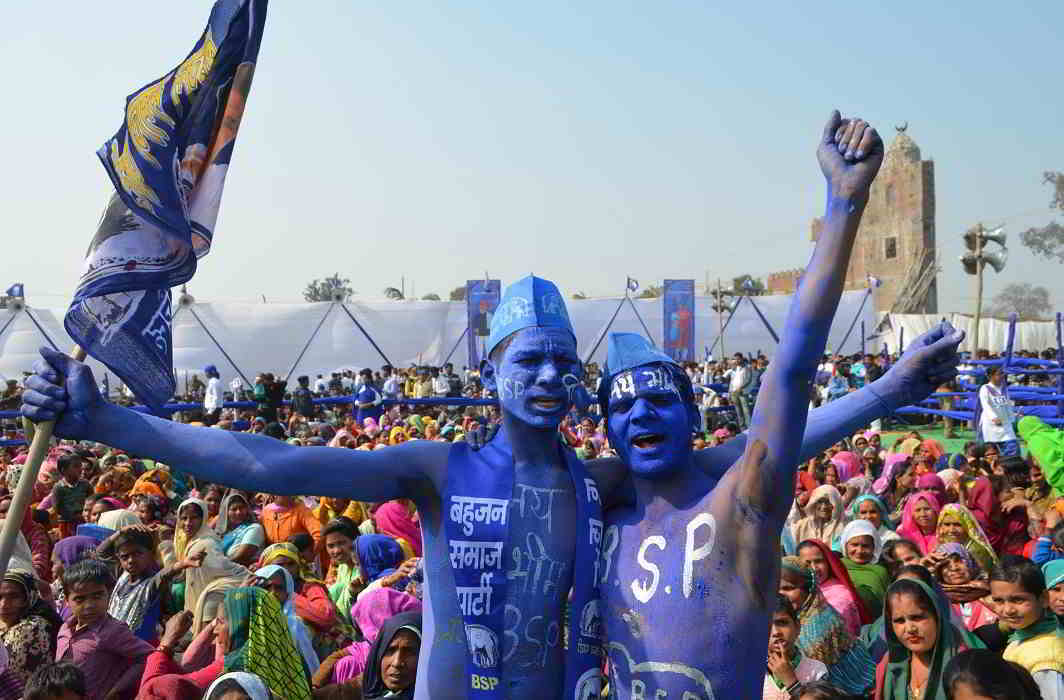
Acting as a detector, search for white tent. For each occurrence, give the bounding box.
[0,289,876,391]
[878,313,1061,355]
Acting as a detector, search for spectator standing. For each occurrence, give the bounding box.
[355,369,383,428]
[979,367,1019,456]
[726,353,753,429]
[202,365,222,425]
[291,376,316,419]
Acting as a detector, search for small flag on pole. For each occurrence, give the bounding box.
[626,277,639,293]
[63,0,268,410]
[4,284,23,298]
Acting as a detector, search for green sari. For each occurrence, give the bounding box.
[223,587,312,700]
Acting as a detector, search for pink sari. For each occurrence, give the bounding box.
[332,588,422,683]
[897,491,941,554]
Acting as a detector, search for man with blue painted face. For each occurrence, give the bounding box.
[587,113,965,699]
[21,275,605,700]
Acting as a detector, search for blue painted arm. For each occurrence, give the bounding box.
[728,113,885,526]
[21,348,446,501]
[698,321,963,480]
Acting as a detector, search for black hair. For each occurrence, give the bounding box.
[114,528,155,554]
[206,676,253,700]
[1000,456,1030,489]
[886,577,938,620]
[24,662,87,700]
[57,454,83,476]
[943,649,1041,700]
[287,532,314,553]
[773,593,798,623]
[788,681,850,700]
[990,555,1046,597]
[61,558,115,592]
[264,422,287,440]
[322,517,358,542]
[894,563,935,588]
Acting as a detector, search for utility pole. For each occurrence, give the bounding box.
[961,223,1007,355]
[717,279,725,359]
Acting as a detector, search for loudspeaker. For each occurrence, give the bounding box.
[983,248,1008,273]
[960,253,979,275]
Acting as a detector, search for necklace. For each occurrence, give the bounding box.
[908,680,924,699]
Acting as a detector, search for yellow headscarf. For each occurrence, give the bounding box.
[260,542,322,584]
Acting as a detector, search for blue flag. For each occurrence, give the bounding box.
[64,0,267,409]
[5,284,23,298]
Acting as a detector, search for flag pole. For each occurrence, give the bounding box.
[0,346,86,578]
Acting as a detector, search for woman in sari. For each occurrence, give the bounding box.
[215,492,266,567]
[373,500,422,558]
[797,539,870,634]
[317,588,423,687]
[254,564,319,676]
[355,534,406,589]
[934,504,998,574]
[874,454,917,521]
[848,494,900,547]
[876,578,963,700]
[361,609,422,700]
[259,543,339,651]
[839,519,889,618]
[323,518,362,625]
[140,588,311,700]
[0,570,62,687]
[897,491,942,555]
[0,495,51,582]
[778,557,875,696]
[792,486,847,549]
[166,498,248,624]
[930,543,996,632]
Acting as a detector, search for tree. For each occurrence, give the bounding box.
[303,274,353,302]
[449,286,467,302]
[636,285,664,299]
[421,293,441,301]
[383,287,405,300]
[986,283,1052,321]
[1019,171,1064,262]
[731,274,765,296]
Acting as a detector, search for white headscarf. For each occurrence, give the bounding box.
[255,564,319,675]
[840,518,883,561]
[170,498,249,622]
[205,672,273,700]
[97,509,141,531]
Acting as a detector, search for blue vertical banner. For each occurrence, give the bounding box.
[467,279,501,367]
[663,279,695,362]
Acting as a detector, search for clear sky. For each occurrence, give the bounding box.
[3,1,1061,313]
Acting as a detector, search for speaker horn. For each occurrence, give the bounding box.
[983,248,1008,273]
[331,290,347,302]
[960,253,979,275]
[982,226,1007,248]
[177,292,195,307]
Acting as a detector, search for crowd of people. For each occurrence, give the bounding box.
[0,347,1060,699]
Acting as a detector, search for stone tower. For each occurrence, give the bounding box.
[805,125,938,313]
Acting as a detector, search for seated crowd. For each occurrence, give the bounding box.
[0,351,1061,700]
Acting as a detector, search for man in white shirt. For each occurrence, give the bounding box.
[382,366,401,401]
[313,374,327,395]
[725,353,753,429]
[203,364,222,425]
[979,365,1019,456]
[431,368,449,398]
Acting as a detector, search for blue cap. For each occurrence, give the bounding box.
[597,332,691,415]
[485,275,575,358]
[204,365,218,377]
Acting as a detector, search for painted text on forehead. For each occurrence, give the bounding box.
[610,366,680,403]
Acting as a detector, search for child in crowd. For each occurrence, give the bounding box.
[989,556,1064,700]
[24,663,87,700]
[51,456,91,539]
[762,594,827,699]
[54,560,154,700]
[97,525,206,643]
[1047,560,1064,625]
[943,649,1043,700]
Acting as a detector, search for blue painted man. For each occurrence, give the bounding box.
[22,275,604,700]
[355,367,384,427]
[588,113,965,699]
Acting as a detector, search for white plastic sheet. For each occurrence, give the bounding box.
[881,314,1060,355]
[0,289,875,390]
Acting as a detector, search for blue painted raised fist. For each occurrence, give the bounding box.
[817,110,884,200]
[21,347,104,440]
[879,321,965,410]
